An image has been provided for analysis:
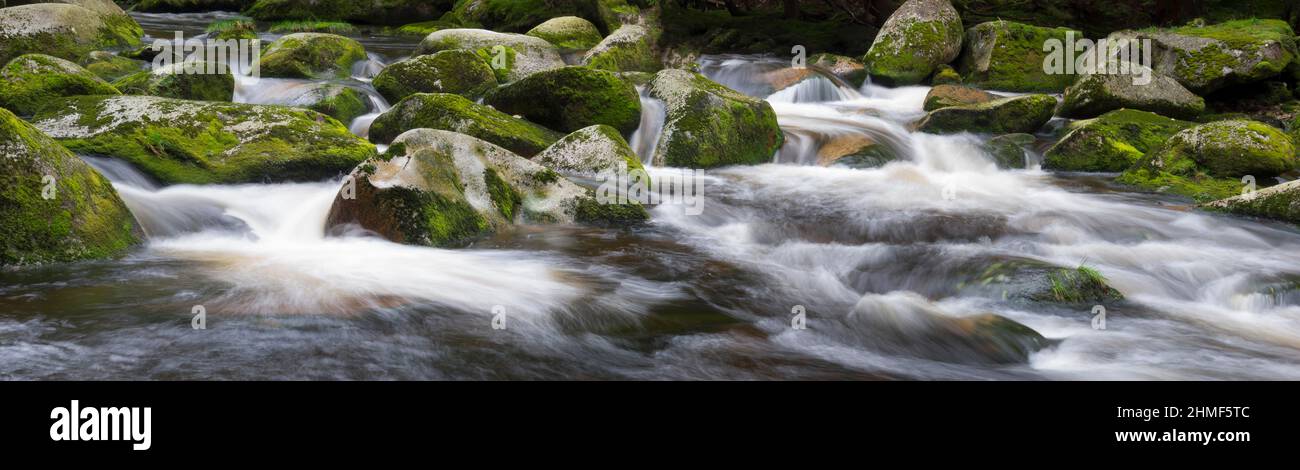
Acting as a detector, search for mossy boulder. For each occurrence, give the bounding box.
[133,0,257,12]
[1058,64,1205,119]
[81,51,145,81]
[0,107,140,265]
[292,84,368,123]
[861,0,964,86]
[244,0,447,26]
[915,94,1056,134]
[484,66,641,135]
[112,62,235,102]
[1203,179,1300,225]
[923,84,995,111]
[581,24,661,73]
[258,33,366,80]
[645,69,783,168]
[368,92,562,156]
[205,18,259,41]
[1108,19,1299,95]
[810,53,866,88]
[1118,119,1298,201]
[0,54,120,116]
[931,64,961,85]
[534,124,645,180]
[415,28,565,83]
[984,133,1034,169]
[450,0,619,34]
[958,20,1080,92]
[31,95,377,185]
[1044,109,1194,172]
[0,3,142,65]
[526,16,602,50]
[372,50,498,104]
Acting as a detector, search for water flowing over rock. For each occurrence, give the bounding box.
[861,0,964,85]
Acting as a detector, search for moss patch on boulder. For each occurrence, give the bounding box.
[415,28,565,82]
[1202,179,1300,225]
[484,66,641,135]
[1059,65,1205,119]
[0,54,120,116]
[1118,119,1297,201]
[526,16,603,50]
[1109,19,1299,94]
[0,3,142,65]
[861,0,964,86]
[112,62,235,102]
[645,69,783,168]
[368,92,562,156]
[915,94,1057,134]
[581,24,661,73]
[1044,109,1195,172]
[984,133,1034,169]
[81,51,146,81]
[372,50,498,103]
[258,33,367,80]
[958,20,1079,92]
[534,124,646,180]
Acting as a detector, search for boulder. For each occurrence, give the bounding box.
[293,84,368,123]
[526,16,603,50]
[645,69,783,168]
[1203,179,1300,225]
[112,62,235,102]
[0,3,142,65]
[581,24,661,73]
[817,134,898,168]
[923,84,995,111]
[915,94,1057,134]
[984,133,1035,169]
[1044,109,1194,172]
[81,51,145,81]
[1058,64,1205,119]
[367,93,562,156]
[450,0,619,34]
[958,20,1080,92]
[1118,119,1298,201]
[415,28,565,82]
[258,33,367,80]
[861,0,964,85]
[533,124,646,179]
[0,54,120,116]
[1107,19,1299,94]
[484,66,641,135]
[810,53,867,87]
[31,95,376,185]
[0,107,140,265]
[372,50,498,104]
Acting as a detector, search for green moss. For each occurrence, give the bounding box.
[394,21,446,36]
[368,92,562,156]
[574,195,648,226]
[0,107,139,265]
[864,10,964,85]
[1115,167,1244,202]
[304,85,367,123]
[916,94,1058,135]
[258,32,367,79]
[526,16,603,50]
[0,54,121,116]
[1139,19,1299,93]
[372,50,497,103]
[1044,109,1196,172]
[206,18,258,40]
[958,21,1081,92]
[646,69,783,168]
[112,65,235,102]
[451,0,611,33]
[1032,265,1124,303]
[483,167,522,220]
[582,24,660,73]
[82,52,145,81]
[931,64,962,85]
[984,133,1034,169]
[268,20,357,34]
[484,66,641,134]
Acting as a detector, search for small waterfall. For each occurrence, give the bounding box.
[352,53,388,82]
[629,86,666,165]
[766,75,863,103]
[349,91,391,138]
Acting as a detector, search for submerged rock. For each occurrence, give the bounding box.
[0,3,142,65]
[1203,179,1300,225]
[484,66,641,135]
[1108,19,1299,94]
[1058,64,1205,119]
[984,133,1035,169]
[861,0,964,85]
[31,95,376,185]
[810,53,867,87]
[581,24,661,73]
[294,84,368,123]
[258,33,367,80]
[957,20,1080,92]
[959,257,1125,305]
[842,292,1050,365]
[526,16,602,50]
[534,124,646,180]
[112,62,235,102]
[915,94,1056,134]
[817,134,898,168]
[645,69,783,168]
[368,92,562,156]
[0,107,140,265]
[1118,119,1298,201]
[416,29,565,83]
[1044,109,1195,172]
[372,50,498,103]
[0,54,120,116]
[923,84,996,111]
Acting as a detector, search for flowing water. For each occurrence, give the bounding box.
[3,15,1300,380]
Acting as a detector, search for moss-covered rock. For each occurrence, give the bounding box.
[112,62,235,102]
[645,69,783,168]
[1058,65,1205,119]
[0,3,142,65]
[484,66,641,135]
[931,64,961,85]
[31,95,376,185]
[0,54,120,116]
[958,257,1125,305]
[258,33,366,80]
[1108,19,1299,94]
[810,53,867,88]
[415,28,565,82]
[1044,109,1194,172]
[526,16,602,50]
[267,20,357,34]
[81,50,146,81]
[915,94,1056,134]
[133,0,257,12]
[205,17,259,41]
[534,124,645,180]
[984,133,1034,169]
[923,84,995,111]
[451,0,619,34]
[0,107,140,265]
[292,84,368,123]
[244,0,448,26]
[368,92,562,156]
[581,24,661,73]
[1029,266,1125,304]
[372,50,498,104]
[1203,179,1300,225]
[1118,119,1298,201]
[958,20,1080,92]
[861,0,964,86]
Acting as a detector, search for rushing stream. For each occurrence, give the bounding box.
[2,14,1299,380]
